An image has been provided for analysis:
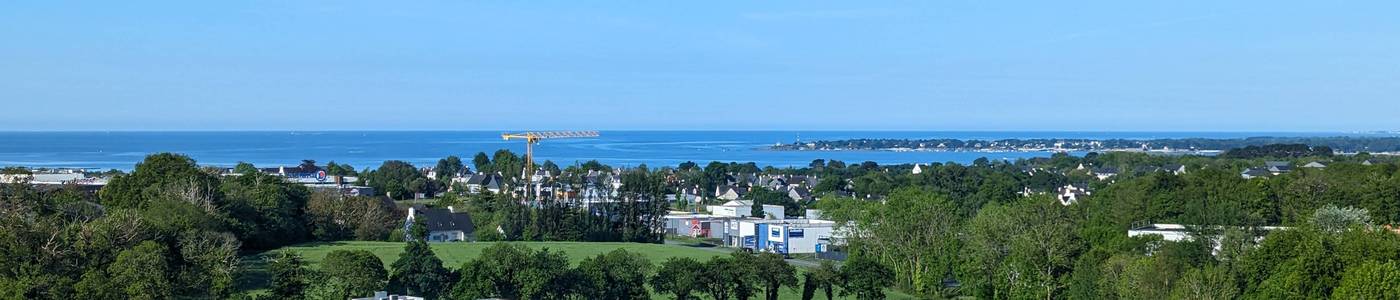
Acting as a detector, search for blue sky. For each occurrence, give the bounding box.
[2,1,1398,131]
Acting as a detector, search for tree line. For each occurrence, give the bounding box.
[813,151,1400,299]
[0,153,402,299]
[270,233,897,300]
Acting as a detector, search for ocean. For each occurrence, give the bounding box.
[0,131,1357,171]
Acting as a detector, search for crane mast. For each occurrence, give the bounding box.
[501,130,600,203]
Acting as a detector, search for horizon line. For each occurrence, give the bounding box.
[0,129,1392,134]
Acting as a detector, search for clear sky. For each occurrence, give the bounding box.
[2,1,1398,131]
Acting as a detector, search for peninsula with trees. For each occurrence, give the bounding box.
[770,136,1400,154]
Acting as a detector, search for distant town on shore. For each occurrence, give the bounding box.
[771,136,1400,154]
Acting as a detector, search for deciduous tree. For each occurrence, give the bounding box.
[576,249,652,300]
[270,251,309,298]
[652,257,704,300]
[389,233,449,299]
[322,249,388,297]
[841,256,894,300]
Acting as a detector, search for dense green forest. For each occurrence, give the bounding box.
[3,148,1400,299]
[809,151,1400,299]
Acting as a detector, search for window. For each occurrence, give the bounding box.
[771,229,782,237]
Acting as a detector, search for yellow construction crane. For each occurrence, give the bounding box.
[501,131,600,200]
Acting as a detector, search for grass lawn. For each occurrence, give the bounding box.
[260,241,731,268]
[239,241,917,300]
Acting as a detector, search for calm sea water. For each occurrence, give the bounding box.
[0,131,1355,171]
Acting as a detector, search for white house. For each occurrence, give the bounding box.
[715,186,749,201]
[1265,161,1293,174]
[666,186,705,204]
[352,291,425,300]
[1056,184,1090,206]
[406,206,476,242]
[455,173,502,194]
[1092,167,1119,180]
[786,186,812,202]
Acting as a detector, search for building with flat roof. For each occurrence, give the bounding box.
[727,217,837,255]
[1128,223,1289,255]
[663,212,742,238]
[352,291,424,300]
[707,200,782,219]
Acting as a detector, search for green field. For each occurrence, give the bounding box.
[260,241,732,268]
[241,241,916,300]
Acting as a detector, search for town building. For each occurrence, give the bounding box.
[1091,167,1119,180]
[663,212,740,238]
[1302,161,1328,168]
[714,185,749,201]
[353,291,425,300]
[786,186,812,202]
[1241,168,1272,179]
[1056,184,1090,206]
[665,186,705,204]
[726,217,837,255]
[706,200,783,219]
[406,206,475,242]
[454,173,502,194]
[1265,161,1293,174]
[1164,164,1188,175]
[257,161,325,179]
[1128,223,1289,255]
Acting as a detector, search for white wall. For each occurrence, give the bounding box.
[761,205,784,219]
[775,225,834,254]
[709,205,750,218]
[428,230,466,242]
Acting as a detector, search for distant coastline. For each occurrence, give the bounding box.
[769,136,1400,154]
[3,131,1396,171]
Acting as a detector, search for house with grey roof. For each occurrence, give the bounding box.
[715,185,749,201]
[454,173,501,194]
[1091,167,1119,180]
[1164,164,1188,175]
[1242,168,1272,179]
[407,206,475,242]
[787,186,812,202]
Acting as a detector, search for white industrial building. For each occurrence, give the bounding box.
[727,218,837,254]
[664,212,739,238]
[1128,223,1289,255]
[707,200,785,219]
